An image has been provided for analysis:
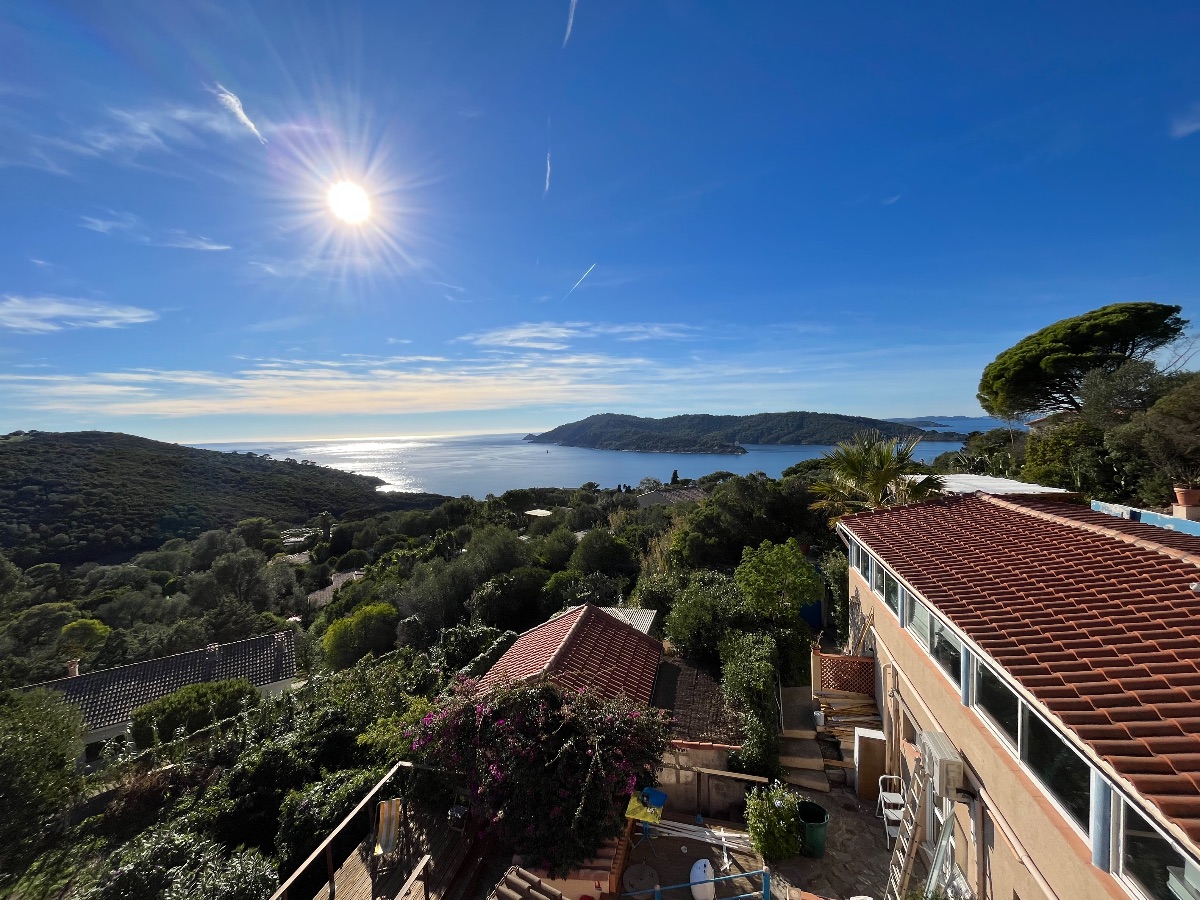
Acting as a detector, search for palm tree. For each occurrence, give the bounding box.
[810,430,944,520]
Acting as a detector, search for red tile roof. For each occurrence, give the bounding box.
[842,493,1200,847]
[477,604,662,704]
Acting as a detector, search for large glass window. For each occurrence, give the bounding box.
[884,573,901,616]
[907,599,931,648]
[975,665,1019,745]
[1022,709,1090,832]
[872,558,886,596]
[1122,802,1189,900]
[929,619,961,686]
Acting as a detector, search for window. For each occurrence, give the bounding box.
[1021,708,1090,832]
[847,541,858,572]
[884,573,901,616]
[907,598,931,648]
[929,619,962,686]
[1121,802,1190,900]
[872,557,886,595]
[975,664,1019,745]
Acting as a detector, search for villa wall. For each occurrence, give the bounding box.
[657,744,749,820]
[851,566,1128,900]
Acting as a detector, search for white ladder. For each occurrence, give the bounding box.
[883,763,928,900]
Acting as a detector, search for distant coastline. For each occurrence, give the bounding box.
[526,411,969,454]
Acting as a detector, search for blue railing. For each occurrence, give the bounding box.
[621,867,771,900]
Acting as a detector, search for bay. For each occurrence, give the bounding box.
[195,433,963,499]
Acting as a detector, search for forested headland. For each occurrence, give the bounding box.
[525,411,967,453]
[0,430,446,568]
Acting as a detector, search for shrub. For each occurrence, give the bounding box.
[84,825,274,900]
[745,781,804,861]
[130,678,260,748]
[663,571,743,664]
[277,767,381,877]
[410,681,671,876]
[720,632,780,776]
[323,602,399,670]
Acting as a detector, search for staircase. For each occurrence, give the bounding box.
[883,764,928,900]
[779,687,830,793]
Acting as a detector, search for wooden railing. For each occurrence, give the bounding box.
[271,759,438,900]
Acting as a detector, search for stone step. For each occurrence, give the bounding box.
[782,767,830,793]
[779,754,825,772]
[781,727,817,740]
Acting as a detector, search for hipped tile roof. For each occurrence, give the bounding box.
[843,494,1200,847]
[477,604,662,704]
[30,631,298,732]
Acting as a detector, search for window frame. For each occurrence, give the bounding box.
[927,614,963,688]
[1019,703,1092,840]
[906,595,932,649]
[972,660,1020,750]
[1115,793,1198,900]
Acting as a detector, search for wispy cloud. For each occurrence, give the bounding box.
[1170,104,1200,139]
[562,0,579,47]
[461,321,701,351]
[210,83,266,143]
[544,152,552,196]
[0,296,158,333]
[563,262,596,300]
[80,211,230,251]
[882,194,902,205]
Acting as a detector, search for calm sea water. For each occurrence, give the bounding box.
[196,434,963,499]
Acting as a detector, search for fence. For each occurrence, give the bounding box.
[814,649,875,697]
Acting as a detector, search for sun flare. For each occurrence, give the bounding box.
[327,181,371,224]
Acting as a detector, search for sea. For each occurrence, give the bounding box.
[195,432,967,499]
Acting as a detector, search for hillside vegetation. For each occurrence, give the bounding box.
[0,431,446,567]
[527,411,965,453]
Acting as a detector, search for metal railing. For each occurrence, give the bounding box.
[621,867,772,900]
[271,759,439,900]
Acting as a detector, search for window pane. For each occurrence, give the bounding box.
[884,573,901,615]
[1022,710,1090,832]
[908,600,931,648]
[872,558,886,595]
[976,665,1019,745]
[1123,803,1186,900]
[930,620,961,686]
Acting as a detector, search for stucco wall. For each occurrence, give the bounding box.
[850,566,1127,900]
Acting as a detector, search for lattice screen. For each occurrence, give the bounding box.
[819,653,875,697]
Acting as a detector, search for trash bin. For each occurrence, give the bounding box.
[797,800,830,859]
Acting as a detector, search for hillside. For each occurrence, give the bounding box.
[526,412,967,453]
[0,431,447,567]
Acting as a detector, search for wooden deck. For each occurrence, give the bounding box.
[312,805,495,900]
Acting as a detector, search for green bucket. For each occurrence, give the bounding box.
[797,800,830,859]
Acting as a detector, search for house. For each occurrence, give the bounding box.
[478,603,662,703]
[839,492,1200,900]
[31,631,299,745]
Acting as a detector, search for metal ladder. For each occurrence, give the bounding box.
[883,763,929,900]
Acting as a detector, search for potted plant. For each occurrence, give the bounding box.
[1174,482,1200,507]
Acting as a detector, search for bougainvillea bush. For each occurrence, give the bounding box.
[408,680,672,876]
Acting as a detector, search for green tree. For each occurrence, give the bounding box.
[210,549,269,610]
[0,689,83,876]
[1022,420,1113,495]
[569,529,638,579]
[977,302,1187,419]
[819,548,850,646]
[323,602,399,670]
[734,539,822,629]
[59,617,112,659]
[469,567,551,632]
[663,571,744,664]
[810,431,944,520]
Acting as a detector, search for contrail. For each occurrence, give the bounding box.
[544,152,551,196]
[211,83,266,143]
[563,263,596,300]
[562,0,578,47]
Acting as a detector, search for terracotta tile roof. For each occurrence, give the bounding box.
[29,631,297,732]
[477,604,662,704]
[842,493,1200,846]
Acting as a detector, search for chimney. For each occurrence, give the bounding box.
[67,659,80,678]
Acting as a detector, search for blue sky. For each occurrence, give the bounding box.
[2,1,1199,441]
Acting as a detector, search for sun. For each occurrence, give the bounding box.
[328,181,371,224]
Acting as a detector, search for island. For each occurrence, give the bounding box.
[525,412,968,454]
